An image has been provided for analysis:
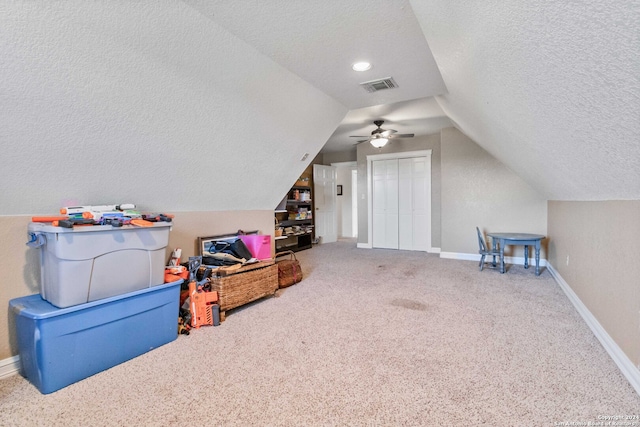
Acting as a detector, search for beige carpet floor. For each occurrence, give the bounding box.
[1,239,639,426]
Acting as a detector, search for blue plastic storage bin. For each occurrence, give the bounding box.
[10,280,181,394]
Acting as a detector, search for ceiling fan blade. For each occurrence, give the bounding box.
[351,121,414,146]
[388,133,415,139]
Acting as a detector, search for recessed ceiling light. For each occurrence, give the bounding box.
[352,62,371,72]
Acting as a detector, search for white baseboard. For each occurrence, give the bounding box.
[440,251,478,261]
[356,243,441,253]
[546,263,640,395]
[0,355,20,379]
[440,251,548,266]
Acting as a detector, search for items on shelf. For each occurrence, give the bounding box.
[282,224,314,236]
[276,213,313,251]
[295,177,310,187]
[292,188,311,201]
[288,207,312,221]
[275,169,314,252]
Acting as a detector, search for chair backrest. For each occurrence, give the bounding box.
[476,227,488,252]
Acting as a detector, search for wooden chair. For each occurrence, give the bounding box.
[477,227,500,271]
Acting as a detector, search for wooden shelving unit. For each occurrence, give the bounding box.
[275,174,314,252]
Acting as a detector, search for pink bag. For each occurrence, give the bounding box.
[238,234,272,260]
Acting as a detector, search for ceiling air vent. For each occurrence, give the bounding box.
[360,77,398,93]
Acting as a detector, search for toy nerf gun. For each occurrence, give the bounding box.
[186,256,219,328]
[34,215,131,228]
[52,218,97,228]
[141,213,173,223]
[60,204,140,223]
[98,216,129,227]
[59,204,136,215]
[31,216,98,228]
[189,281,219,328]
[33,204,171,229]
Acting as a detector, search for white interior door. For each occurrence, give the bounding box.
[351,169,358,238]
[313,164,337,244]
[372,159,398,249]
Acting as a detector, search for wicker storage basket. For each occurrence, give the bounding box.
[275,251,303,288]
[210,261,278,318]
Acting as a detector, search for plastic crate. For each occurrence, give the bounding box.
[27,222,172,308]
[10,280,181,394]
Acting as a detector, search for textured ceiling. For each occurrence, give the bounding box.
[411,0,640,200]
[2,0,638,216]
[184,0,447,110]
[323,97,452,153]
[187,0,640,200]
[183,0,452,158]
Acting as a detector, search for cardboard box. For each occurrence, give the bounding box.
[28,222,172,308]
[10,280,181,394]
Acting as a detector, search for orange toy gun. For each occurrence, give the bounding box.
[186,256,220,329]
[189,280,219,329]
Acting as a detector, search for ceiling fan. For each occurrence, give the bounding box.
[350,120,415,148]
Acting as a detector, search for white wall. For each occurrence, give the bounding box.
[0,2,346,215]
[440,128,547,257]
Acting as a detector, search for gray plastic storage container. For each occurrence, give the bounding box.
[27,222,172,308]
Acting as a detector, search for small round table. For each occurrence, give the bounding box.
[486,233,545,275]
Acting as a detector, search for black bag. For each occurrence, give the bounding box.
[205,239,253,261]
[228,238,253,260]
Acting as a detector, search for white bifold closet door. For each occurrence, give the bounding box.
[372,159,399,249]
[372,156,429,251]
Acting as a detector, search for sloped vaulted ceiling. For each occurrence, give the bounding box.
[0,2,346,215]
[410,0,640,200]
[3,1,638,215]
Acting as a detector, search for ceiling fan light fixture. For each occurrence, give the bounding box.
[352,61,371,72]
[370,137,388,148]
